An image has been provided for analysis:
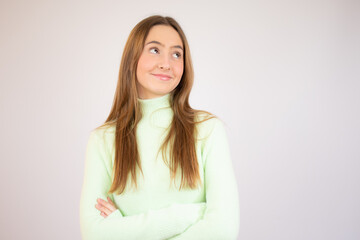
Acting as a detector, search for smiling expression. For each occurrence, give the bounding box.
[136,25,184,99]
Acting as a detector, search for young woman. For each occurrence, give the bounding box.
[79,15,239,240]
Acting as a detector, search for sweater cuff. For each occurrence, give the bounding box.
[107,209,123,219]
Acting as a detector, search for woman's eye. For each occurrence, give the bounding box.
[149,48,159,54]
[173,52,182,58]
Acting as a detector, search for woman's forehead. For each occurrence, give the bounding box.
[145,25,183,48]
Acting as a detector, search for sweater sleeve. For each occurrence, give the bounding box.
[168,119,240,240]
[79,130,206,240]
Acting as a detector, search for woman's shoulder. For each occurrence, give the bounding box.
[89,123,116,147]
[194,111,227,139]
[195,110,225,125]
[92,123,116,136]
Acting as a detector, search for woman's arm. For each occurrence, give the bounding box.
[168,119,240,240]
[79,131,206,240]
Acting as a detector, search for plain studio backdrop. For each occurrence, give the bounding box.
[0,0,359,239]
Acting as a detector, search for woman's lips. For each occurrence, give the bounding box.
[152,74,172,81]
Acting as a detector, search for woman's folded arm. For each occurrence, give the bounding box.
[168,119,240,240]
[79,131,206,240]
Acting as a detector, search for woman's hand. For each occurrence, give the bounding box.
[95,197,117,218]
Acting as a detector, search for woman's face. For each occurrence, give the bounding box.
[136,25,184,99]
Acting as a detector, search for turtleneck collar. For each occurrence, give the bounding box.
[137,93,172,116]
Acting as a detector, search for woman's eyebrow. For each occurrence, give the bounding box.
[145,40,183,51]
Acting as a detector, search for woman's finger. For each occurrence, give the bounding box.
[95,203,111,216]
[102,197,117,212]
[107,197,116,207]
[96,198,116,214]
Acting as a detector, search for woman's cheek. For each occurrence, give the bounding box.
[174,62,184,77]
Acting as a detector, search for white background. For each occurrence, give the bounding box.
[0,0,359,239]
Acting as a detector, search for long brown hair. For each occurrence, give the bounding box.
[95,15,216,195]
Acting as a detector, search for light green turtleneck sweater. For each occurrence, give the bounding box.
[79,93,239,240]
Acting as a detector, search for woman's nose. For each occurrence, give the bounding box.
[158,54,171,70]
[159,64,170,70]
